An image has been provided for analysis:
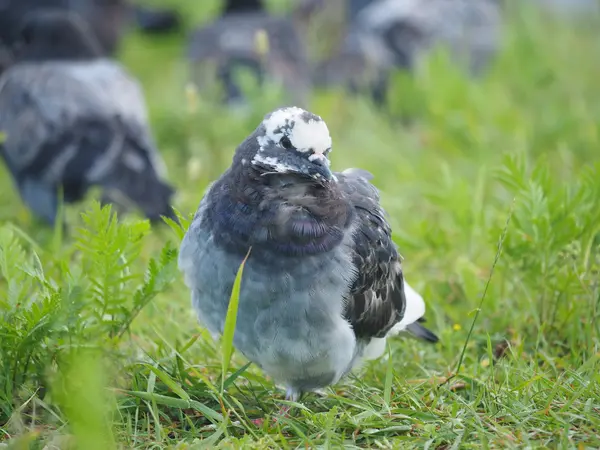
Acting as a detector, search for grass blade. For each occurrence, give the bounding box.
[222,361,252,390]
[383,342,394,406]
[138,363,190,401]
[220,247,251,393]
[121,390,223,423]
[452,199,515,379]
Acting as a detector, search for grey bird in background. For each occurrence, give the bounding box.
[179,106,438,401]
[313,0,502,103]
[295,0,384,99]
[0,0,129,58]
[292,0,347,64]
[0,45,12,75]
[187,0,310,108]
[356,0,502,74]
[0,0,181,64]
[0,10,176,225]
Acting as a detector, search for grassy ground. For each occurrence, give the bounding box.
[1,2,600,449]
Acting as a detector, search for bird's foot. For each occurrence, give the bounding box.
[284,387,302,402]
[272,387,301,422]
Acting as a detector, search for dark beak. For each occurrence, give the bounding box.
[308,157,334,182]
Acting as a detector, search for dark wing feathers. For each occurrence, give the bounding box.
[336,169,407,339]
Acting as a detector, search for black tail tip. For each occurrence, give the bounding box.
[406,322,439,344]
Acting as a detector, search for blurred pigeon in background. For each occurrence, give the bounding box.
[187,0,310,108]
[0,10,176,225]
[133,4,181,34]
[0,0,181,63]
[179,106,438,401]
[0,0,128,58]
[306,0,403,102]
[0,45,12,75]
[292,0,347,64]
[357,0,502,73]
[313,0,502,103]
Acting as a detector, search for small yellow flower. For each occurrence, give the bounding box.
[453,323,462,331]
[254,29,270,58]
[185,83,199,115]
[187,157,202,180]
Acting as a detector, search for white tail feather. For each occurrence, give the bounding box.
[361,280,428,361]
[387,280,426,336]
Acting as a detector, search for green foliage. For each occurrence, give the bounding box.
[220,249,251,393]
[497,155,600,363]
[52,350,116,450]
[0,203,178,429]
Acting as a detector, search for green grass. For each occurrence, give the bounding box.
[1,3,600,449]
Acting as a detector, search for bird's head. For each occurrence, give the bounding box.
[14,9,102,62]
[240,106,334,184]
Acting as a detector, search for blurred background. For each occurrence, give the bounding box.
[0,0,599,448]
[1,0,599,226]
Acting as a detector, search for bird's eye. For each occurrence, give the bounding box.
[279,136,294,150]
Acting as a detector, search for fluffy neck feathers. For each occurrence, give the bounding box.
[204,165,353,260]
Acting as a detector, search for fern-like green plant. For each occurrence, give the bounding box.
[496,156,600,362]
[0,202,178,426]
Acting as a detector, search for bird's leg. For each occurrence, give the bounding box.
[275,387,301,419]
[285,387,301,402]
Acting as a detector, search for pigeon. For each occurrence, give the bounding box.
[0,0,128,58]
[179,106,438,401]
[357,0,502,74]
[308,0,406,102]
[0,45,12,75]
[313,23,390,104]
[292,0,347,63]
[0,10,176,225]
[0,0,180,65]
[314,0,502,102]
[187,0,310,108]
[132,5,181,34]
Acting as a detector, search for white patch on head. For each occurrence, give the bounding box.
[251,153,296,174]
[257,106,333,157]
